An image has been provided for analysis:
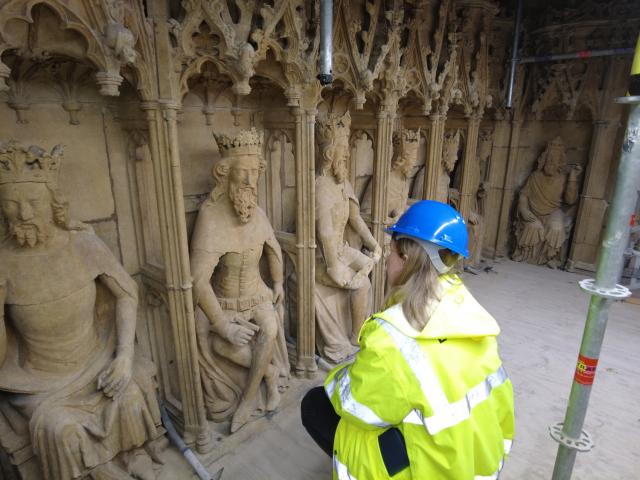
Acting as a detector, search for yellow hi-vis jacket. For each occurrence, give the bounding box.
[324,274,515,480]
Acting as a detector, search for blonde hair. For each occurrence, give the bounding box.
[384,237,455,331]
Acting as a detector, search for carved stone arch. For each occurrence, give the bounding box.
[349,128,375,202]
[319,79,357,115]
[179,55,231,98]
[263,128,296,233]
[121,63,154,102]
[0,1,104,67]
[267,128,293,148]
[253,51,289,93]
[329,69,361,107]
[397,87,423,115]
[349,128,374,148]
[0,1,149,98]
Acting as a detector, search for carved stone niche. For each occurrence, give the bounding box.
[3,54,94,126]
[314,111,381,364]
[441,128,463,205]
[512,136,582,269]
[0,3,139,100]
[466,128,493,269]
[189,128,290,435]
[0,140,165,480]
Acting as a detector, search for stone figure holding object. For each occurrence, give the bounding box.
[512,136,582,268]
[314,112,382,362]
[0,140,163,480]
[190,128,289,434]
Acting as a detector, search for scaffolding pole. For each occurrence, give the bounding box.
[505,0,522,108]
[549,90,640,478]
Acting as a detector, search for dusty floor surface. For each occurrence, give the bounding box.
[168,260,640,479]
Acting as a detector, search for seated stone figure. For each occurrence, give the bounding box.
[314,112,381,363]
[0,140,162,480]
[512,136,582,268]
[190,129,289,434]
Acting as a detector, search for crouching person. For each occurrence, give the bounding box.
[301,200,515,479]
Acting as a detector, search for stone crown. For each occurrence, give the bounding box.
[213,128,263,158]
[393,128,420,145]
[316,111,351,143]
[0,140,63,185]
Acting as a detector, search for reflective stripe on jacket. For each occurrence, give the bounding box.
[324,274,515,480]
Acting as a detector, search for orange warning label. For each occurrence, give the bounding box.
[574,354,598,385]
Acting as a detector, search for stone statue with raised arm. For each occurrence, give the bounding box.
[439,129,462,204]
[361,128,420,223]
[190,128,289,434]
[314,112,382,363]
[0,140,162,480]
[512,136,582,268]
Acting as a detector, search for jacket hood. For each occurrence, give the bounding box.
[376,275,500,340]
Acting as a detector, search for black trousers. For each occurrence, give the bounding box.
[300,386,340,458]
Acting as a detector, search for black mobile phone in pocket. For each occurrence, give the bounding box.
[378,427,410,476]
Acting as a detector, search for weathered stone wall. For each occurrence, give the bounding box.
[1,0,638,455]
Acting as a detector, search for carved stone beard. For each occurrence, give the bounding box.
[393,150,415,178]
[333,157,348,184]
[9,218,51,248]
[228,182,258,224]
[443,156,456,175]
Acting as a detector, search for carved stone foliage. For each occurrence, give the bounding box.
[454,1,497,118]
[521,0,639,121]
[529,0,638,53]
[174,0,320,101]
[170,0,497,117]
[529,59,606,121]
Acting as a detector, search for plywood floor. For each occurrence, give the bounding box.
[168,260,640,479]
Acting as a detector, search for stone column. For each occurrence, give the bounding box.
[144,2,211,451]
[370,105,396,308]
[483,119,512,258]
[458,114,481,219]
[424,113,447,200]
[567,58,628,270]
[292,105,317,378]
[567,119,619,270]
[142,102,211,451]
[494,116,523,257]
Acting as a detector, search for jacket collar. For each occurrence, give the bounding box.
[376,275,500,340]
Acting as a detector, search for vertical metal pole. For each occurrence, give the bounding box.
[318,0,333,85]
[506,0,523,109]
[550,97,640,479]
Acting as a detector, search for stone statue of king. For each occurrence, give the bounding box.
[0,140,162,480]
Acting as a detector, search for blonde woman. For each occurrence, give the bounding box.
[301,200,514,479]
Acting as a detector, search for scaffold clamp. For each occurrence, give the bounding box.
[549,423,594,452]
[578,278,631,299]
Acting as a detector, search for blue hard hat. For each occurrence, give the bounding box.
[386,200,469,258]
